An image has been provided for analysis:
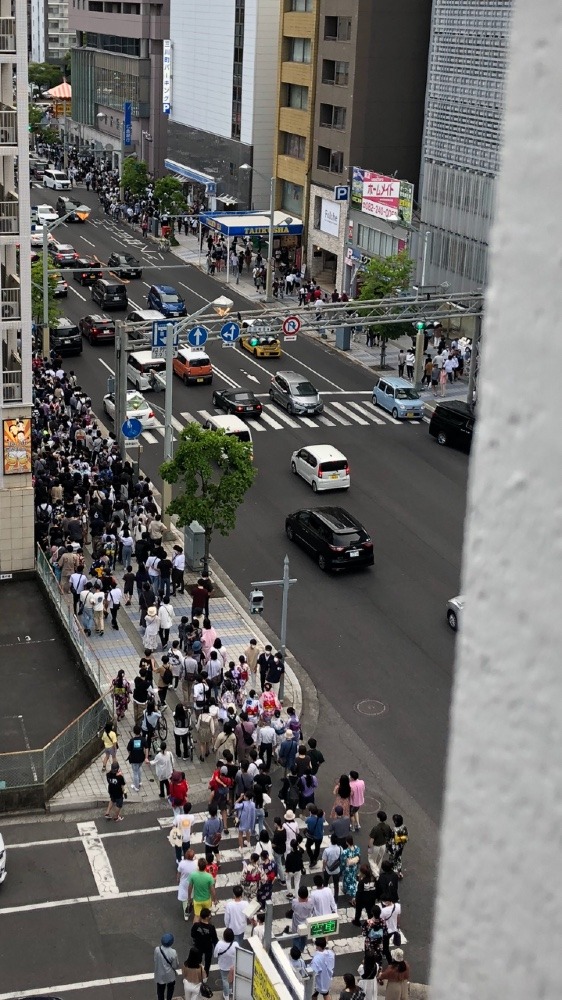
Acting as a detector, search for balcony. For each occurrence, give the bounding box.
[2,367,22,402]
[0,109,17,147]
[0,18,16,53]
[1,287,20,320]
[0,200,18,236]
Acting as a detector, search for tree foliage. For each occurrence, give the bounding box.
[31,258,62,327]
[28,63,64,91]
[359,250,415,365]
[122,157,149,197]
[160,422,256,569]
[154,175,187,217]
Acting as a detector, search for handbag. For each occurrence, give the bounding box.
[200,984,213,999]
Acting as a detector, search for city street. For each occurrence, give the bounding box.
[30,190,470,982]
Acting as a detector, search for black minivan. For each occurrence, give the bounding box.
[91,278,128,310]
[429,400,475,451]
[50,317,82,356]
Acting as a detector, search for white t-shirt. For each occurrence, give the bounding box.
[176,814,193,843]
[214,940,238,972]
[224,899,248,935]
[177,858,197,901]
[380,902,401,934]
[309,886,337,916]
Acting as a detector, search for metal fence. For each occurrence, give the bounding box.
[0,698,110,791]
[36,545,105,693]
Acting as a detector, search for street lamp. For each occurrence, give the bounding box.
[240,162,277,301]
[141,130,152,164]
[40,209,78,357]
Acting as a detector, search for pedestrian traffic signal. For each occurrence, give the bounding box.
[249,589,264,615]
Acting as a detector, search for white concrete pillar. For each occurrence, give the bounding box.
[430,2,562,998]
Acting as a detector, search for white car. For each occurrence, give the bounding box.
[30,225,55,247]
[0,832,6,883]
[36,203,58,225]
[447,595,464,631]
[103,390,157,429]
[291,444,350,492]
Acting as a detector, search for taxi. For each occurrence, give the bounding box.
[239,328,281,358]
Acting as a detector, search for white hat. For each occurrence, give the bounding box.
[284,810,296,821]
[209,705,219,717]
[146,606,158,619]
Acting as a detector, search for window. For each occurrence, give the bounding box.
[281,180,303,216]
[319,103,346,130]
[285,84,309,111]
[291,0,313,9]
[288,37,311,63]
[322,59,349,85]
[356,224,400,258]
[324,16,352,41]
[282,132,306,160]
[317,146,344,173]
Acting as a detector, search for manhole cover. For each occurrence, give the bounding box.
[360,794,381,815]
[356,699,387,716]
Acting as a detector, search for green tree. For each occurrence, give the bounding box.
[31,258,62,329]
[154,175,187,219]
[121,157,149,197]
[359,250,415,367]
[28,62,63,91]
[160,422,256,573]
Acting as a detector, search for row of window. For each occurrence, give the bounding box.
[85,32,141,56]
[356,224,400,259]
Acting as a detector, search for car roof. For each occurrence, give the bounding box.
[433,400,475,418]
[53,317,77,329]
[307,506,364,531]
[208,414,248,429]
[276,370,308,383]
[152,284,176,294]
[224,388,256,396]
[177,347,209,359]
[87,314,113,323]
[130,350,166,363]
[98,278,126,287]
[129,309,164,319]
[54,244,75,251]
[297,444,347,461]
[377,376,414,388]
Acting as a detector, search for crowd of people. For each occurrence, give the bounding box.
[30,301,411,999]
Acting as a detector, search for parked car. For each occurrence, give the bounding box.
[212,388,262,417]
[73,256,103,285]
[446,595,464,631]
[285,506,373,572]
[269,371,323,416]
[147,283,187,317]
[429,400,475,451]
[79,314,115,344]
[107,252,143,279]
[372,376,425,420]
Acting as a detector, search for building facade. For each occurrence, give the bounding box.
[69,0,170,175]
[0,6,34,572]
[30,0,73,64]
[417,0,513,291]
[166,0,280,212]
[302,0,432,290]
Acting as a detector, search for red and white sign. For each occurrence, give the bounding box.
[282,315,301,339]
[362,172,401,222]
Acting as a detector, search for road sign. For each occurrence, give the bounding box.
[334,184,349,201]
[306,915,340,938]
[220,321,240,343]
[123,102,132,147]
[283,315,301,335]
[152,320,179,348]
[124,439,142,450]
[187,325,209,348]
[122,417,142,439]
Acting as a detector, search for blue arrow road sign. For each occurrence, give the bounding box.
[220,321,240,343]
[152,320,179,348]
[122,417,142,439]
[188,325,209,348]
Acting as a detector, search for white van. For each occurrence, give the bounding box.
[127,350,167,391]
[202,413,253,453]
[290,444,350,491]
[43,168,71,190]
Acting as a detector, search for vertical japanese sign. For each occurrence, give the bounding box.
[123,101,132,147]
[163,40,172,115]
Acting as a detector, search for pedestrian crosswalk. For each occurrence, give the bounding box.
[156,809,406,979]
[139,401,421,444]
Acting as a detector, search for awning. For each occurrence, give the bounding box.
[199,210,303,237]
[44,81,71,99]
[164,159,217,193]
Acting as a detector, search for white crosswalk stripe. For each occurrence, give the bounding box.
[329,401,369,425]
[171,415,184,433]
[264,404,300,428]
[322,405,352,426]
[300,416,320,428]
[347,401,386,425]
[360,400,402,425]
[180,411,197,423]
[259,410,284,430]
[141,431,158,444]
[317,415,337,427]
[247,418,266,432]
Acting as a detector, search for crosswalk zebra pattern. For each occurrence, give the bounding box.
[140,400,420,444]
[157,810,406,979]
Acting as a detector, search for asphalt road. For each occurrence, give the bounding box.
[33,188,469,978]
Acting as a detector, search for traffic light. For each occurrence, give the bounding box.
[416,322,425,332]
[249,336,259,347]
[249,589,264,615]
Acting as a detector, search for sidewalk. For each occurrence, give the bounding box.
[48,559,303,813]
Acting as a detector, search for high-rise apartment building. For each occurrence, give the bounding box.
[165,0,280,211]
[30,0,73,64]
[0,5,34,572]
[272,0,432,289]
[69,0,170,175]
[418,0,513,291]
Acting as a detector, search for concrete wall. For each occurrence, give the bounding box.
[430,2,562,998]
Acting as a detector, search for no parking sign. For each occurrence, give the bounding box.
[282,315,301,342]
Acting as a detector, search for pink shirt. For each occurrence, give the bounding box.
[349,779,365,807]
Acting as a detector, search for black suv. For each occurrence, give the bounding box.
[285,506,374,572]
[49,317,82,356]
[91,278,128,310]
[73,256,103,285]
[428,400,475,451]
[107,252,143,279]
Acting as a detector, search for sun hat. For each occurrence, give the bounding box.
[393,948,404,961]
[284,810,296,821]
[209,705,219,717]
[285,729,293,738]
[146,606,158,618]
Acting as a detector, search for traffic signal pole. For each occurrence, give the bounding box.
[162,321,175,521]
[251,555,297,702]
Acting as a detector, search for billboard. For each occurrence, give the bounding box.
[319,199,341,238]
[3,417,32,475]
[352,168,414,224]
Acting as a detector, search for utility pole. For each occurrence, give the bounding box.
[266,174,276,303]
[467,312,482,406]
[114,320,128,458]
[162,322,175,520]
[251,555,297,701]
[42,224,50,357]
[413,322,426,391]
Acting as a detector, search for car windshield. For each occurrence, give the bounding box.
[336,530,364,545]
[124,255,138,264]
[160,292,180,303]
[293,381,317,396]
[127,395,148,411]
[232,393,254,403]
[395,388,420,400]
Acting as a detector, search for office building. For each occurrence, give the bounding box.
[165,0,280,212]
[304,0,431,289]
[0,6,34,572]
[418,0,513,291]
[69,0,170,174]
